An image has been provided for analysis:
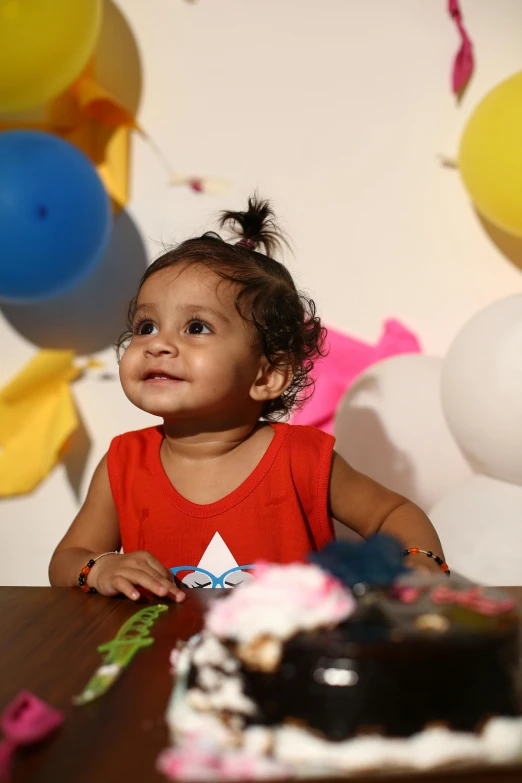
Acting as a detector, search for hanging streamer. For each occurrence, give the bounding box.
[448,0,474,98]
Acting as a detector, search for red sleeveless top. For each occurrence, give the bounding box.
[107,423,335,588]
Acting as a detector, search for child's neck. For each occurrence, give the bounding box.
[158,417,275,504]
[161,416,265,462]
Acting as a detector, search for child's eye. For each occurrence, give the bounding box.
[186,320,211,335]
[135,320,158,336]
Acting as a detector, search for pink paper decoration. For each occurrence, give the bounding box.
[448,0,474,96]
[0,692,63,782]
[291,319,421,434]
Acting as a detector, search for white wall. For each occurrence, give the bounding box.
[2,0,522,585]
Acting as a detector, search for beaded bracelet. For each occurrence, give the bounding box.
[78,551,119,593]
[403,548,451,576]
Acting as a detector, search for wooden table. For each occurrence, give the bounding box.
[1,587,521,783]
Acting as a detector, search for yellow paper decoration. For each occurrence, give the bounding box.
[0,350,81,497]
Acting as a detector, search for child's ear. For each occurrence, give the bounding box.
[250,357,293,403]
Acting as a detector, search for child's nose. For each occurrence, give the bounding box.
[145,333,180,357]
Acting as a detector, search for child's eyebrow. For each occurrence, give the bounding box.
[133,301,232,325]
[133,302,157,316]
[180,304,232,324]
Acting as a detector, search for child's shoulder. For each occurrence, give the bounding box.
[108,425,163,455]
[273,421,335,458]
[281,421,334,443]
[107,426,163,487]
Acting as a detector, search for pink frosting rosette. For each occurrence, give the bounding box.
[205,562,355,644]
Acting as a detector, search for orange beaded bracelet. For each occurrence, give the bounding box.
[403,548,450,576]
[78,551,119,593]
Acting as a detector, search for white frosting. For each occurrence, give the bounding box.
[206,563,355,644]
[184,634,257,716]
[273,721,522,774]
[483,716,522,764]
[169,685,236,748]
[188,674,256,716]
[197,666,223,691]
[242,727,274,756]
[193,635,239,672]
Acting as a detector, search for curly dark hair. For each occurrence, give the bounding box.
[117,196,327,420]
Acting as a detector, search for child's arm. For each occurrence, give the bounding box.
[49,455,185,601]
[328,451,444,573]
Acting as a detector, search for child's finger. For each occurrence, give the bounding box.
[121,568,173,598]
[138,561,180,593]
[147,563,176,586]
[112,576,140,601]
[138,568,186,602]
[168,585,186,602]
[142,552,175,582]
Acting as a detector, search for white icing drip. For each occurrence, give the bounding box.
[188,675,256,716]
[221,656,239,674]
[187,634,257,716]
[193,635,238,672]
[197,666,222,691]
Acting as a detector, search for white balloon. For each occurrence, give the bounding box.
[333,354,472,520]
[430,475,522,585]
[441,294,522,484]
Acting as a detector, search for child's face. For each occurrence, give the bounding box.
[119,264,267,425]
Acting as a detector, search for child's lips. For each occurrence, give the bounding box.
[143,371,183,383]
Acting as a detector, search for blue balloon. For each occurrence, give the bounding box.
[0,130,112,302]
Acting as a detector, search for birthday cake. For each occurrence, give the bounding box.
[159,539,522,780]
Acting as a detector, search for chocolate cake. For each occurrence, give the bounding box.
[239,583,519,740]
[159,544,522,780]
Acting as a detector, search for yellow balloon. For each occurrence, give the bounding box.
[459,71,522,238]
[0,0,102,113]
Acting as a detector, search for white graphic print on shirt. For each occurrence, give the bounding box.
[170,532,256,588]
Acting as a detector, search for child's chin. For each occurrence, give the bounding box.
[143,405,182,417]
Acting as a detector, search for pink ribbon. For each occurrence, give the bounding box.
[448,0,474,96]
[0,692,63,782]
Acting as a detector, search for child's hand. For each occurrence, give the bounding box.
[88,551,186,603]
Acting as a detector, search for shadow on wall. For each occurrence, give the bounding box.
[476,210,522,273]
[333,405,416,543]
[62,408,92,502]
[336,406,418,500]
[333,375,418,542]
[0,210,148,355]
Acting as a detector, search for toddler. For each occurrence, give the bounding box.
[49,197,444,601]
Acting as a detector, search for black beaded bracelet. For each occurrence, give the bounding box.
[78,551,119,593]
[403,548,451,576]
[78,559,97,593]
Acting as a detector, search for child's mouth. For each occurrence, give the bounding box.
[144,372,182,382]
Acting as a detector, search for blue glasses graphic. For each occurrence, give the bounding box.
[171,564,256,588]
